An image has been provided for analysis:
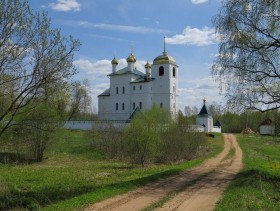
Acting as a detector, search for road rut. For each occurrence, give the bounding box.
[85,134,242,211]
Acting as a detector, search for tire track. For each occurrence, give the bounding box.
[85,134,242,211]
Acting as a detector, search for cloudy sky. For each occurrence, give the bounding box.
[29,0,224,113]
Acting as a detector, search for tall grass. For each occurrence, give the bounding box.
[215,135,280,211]
[0,129,223,210]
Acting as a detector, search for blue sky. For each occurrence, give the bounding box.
[29,0,224,113]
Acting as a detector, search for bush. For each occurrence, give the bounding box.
[89,106,208,167]
[158,127,207,163]
[89,124,124,159]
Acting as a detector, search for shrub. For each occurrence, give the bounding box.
[158,127,207,163]
[89,124,124,159]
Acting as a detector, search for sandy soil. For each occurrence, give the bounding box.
[85,134,243,211]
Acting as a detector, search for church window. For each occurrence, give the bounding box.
[122,86,125,94]
[133,86,135,91]
[140,85,142,90]
[139,102,142,109]
[116,87,118,94]
[160,103,163,108]
[159,66,164,76]
[133,102,135,110]
[116,103,118,111]
[122,103,125,110]
[173,67,176,77]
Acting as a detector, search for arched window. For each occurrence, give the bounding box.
[160,103,163,108]
[116,103,118,111]
[159,66,164,76]
[173,67,176,77]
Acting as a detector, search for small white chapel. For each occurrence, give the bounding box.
[98,39,178,121]
[196,99,222,133]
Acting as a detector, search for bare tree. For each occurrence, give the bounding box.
[0,0,80,137]
[68,80,92,120]
[212,0,280,112]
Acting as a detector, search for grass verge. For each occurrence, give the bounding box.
[215,135,280,211]
[0,130,223,211]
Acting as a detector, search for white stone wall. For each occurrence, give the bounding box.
[260,125,275,135]
[212,126,221,133]
[64,121,129,131]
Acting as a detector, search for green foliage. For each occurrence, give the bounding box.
[158,127,207,163]
[0,129,223,210]
[219,110,280,134]
[88,124,124,159]
[0,0,81,137]
[123,105,168,167]
[89,106,209,167]
[215,135,280,210]
[1,103,59,162]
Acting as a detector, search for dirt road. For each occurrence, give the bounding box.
[85,134,243,211]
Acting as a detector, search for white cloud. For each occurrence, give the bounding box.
[191,0,209,4]
[178,77,224,110]
[166,26,216,46]
[74,59,112,79]
[77,21,171,34]
[49,0,80,12]
[74,58,147,80]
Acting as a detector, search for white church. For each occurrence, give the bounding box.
[98,40,178,121]
[196,99,222,133]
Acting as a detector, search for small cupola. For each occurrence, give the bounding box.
[126,53,136,63]
[145,61,151,80]
[127,53,136,71]
[111,56,118,73]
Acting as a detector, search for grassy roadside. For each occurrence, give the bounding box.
[215,134,280,211]
[0,130,223,210]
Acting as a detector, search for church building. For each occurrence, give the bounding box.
[196,99,222,133]
[98,40,178,121]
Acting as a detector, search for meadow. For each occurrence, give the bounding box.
[215,134,280,211]
[0,129,223,210]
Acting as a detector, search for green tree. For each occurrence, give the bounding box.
[212,0,280,112]
[0,0,80,137]
[7,102,59,162]
[124,105,171,167]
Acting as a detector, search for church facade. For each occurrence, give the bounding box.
[98,44,178,121]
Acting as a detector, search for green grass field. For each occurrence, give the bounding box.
[215,135,280,211]
[0,130,223,210]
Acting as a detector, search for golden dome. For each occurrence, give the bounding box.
[145,61,151,69]
[111,57,118,65]
[126,53,136,63]
[153,52,176,65]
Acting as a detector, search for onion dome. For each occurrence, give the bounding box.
[153,36,176,65]
[145,61,151,69]
[126,53,136,63]
[153,52,176,65]
[111,57,118,65]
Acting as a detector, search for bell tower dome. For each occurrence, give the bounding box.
[151,36,178,117]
